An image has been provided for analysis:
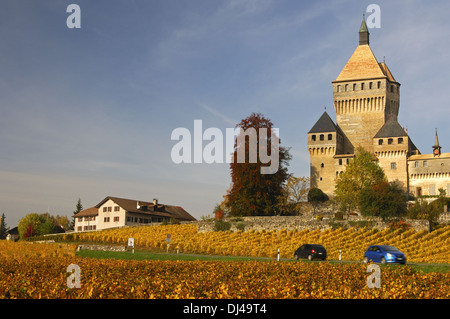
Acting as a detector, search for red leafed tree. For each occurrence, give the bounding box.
[226,113,291,216]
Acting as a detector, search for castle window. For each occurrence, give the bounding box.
[378,139,383,145]
[321,163,324,168]
[415,161,419,168]
[328,134,332,140]
[311,135,316,141]
[353,83,357,91]
[390,85,394,92]
[388,138,393,145]
[398,138,404,144]
[320,134,324,141]
[423,161,428,167]
[339,159,342,165]
[337,85,341,92]
[377,81,381,89]
[369,82,373,89]
[361,83,365,90]
[429,184,436,196]
[391,163,397,170]
[345,84,349,92]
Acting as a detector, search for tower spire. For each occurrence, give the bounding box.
[359,14,370,45]
[433,128,442,157]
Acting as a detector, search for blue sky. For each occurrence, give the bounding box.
[1,0,450,226]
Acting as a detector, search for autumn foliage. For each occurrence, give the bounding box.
[1,241,449,299]
[226,113,291,216]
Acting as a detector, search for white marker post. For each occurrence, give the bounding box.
[277,249,280,262]
[166,234,171,253]
[128,237,135,254]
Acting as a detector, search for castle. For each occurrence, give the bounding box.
[308,17,450,198]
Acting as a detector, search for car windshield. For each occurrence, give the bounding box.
[382,246,400,252]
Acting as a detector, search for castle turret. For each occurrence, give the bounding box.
[308,111,345,194]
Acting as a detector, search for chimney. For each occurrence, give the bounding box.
[153,198,158,205]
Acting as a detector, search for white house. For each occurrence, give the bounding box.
[74,196,196,232]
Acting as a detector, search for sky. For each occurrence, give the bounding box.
[1,0,450,227]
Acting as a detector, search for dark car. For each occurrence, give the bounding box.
[294,244,327,261]
[363,245,406,264]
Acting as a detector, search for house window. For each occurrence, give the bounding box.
[114,206,120,212]
[104,217,110,222]
[114,216,119,222]
[78,217,82,222]
[378,139,383,145]
[107,207,112,212]
[429,184,436,196]
[391,162,397,170]
[103,207,107,212]
[77,226,82,231]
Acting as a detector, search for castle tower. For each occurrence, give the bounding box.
[307,111,345,194]
[331,16,400,154]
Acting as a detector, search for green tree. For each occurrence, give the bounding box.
[334,146,386,218]
[0,213,7,239]
[307,187,328,215]
[226,113,291,216]
[18,213,43,239]
[69,198,83,230]
[359,181,407,221]
[408,191,447,231]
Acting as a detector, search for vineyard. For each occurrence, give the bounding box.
[50,223,450,264]
[0,241,449,299]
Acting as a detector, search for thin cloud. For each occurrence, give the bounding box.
[201,104,238,126]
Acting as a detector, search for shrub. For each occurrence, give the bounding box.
[213,220,231,232]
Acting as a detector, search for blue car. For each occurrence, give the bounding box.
[363,245,406,264]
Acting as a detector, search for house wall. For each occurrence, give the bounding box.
[75,215,97,232]
[97,199,127,230]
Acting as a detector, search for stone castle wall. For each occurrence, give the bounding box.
[198,214,430,233]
